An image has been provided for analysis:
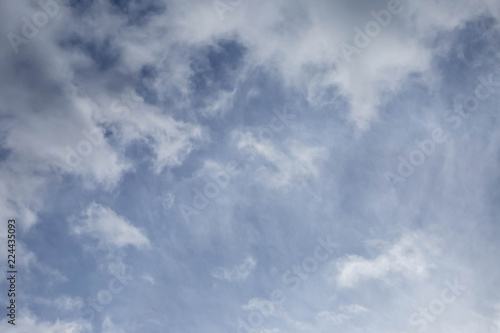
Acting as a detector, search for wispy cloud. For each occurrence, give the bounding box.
[1,1,500,332]
[336,232,440,288]
[70,202,150,250]
[212,256,257,282]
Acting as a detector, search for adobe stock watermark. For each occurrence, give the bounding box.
[384,128,449,185]
[405,278,468,332]
[213,0,244,21]
[178,108,295,223]
[385,70,500,186]
[76,263,134,322]
[340,0,403,63]
[50,89,142,181]
[236,235,339,333]
[6,0,69,54]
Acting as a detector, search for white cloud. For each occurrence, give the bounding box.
[0,311,91,333]
[0,169,44,230]
[0,0,496,232]
[316,304,368,327]
[316,311,350,326]
[339,304,369,314]
[32,296,84,312]
[336,232,440,288]
[141,0,500,131]
[243,298,276,317]
[0,241,69,282]
[115,106,207,174]
[102,317,125,333]
[494,304,500,331]
[0,1,499,333]
[54,296,84,312]
[141,273,156,285]
[212,255,256,282]
[235,131,327,190]
[70,202,150,250]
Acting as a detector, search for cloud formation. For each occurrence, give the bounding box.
[0,0,499,333]
[212,256,257,282]
[70,202,150,250]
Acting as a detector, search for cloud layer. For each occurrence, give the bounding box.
[0,0,500,332]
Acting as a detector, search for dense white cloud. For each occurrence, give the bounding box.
[0,0,497,229]
[143,0,499,129]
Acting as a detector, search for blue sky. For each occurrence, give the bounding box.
[0,0,500,332]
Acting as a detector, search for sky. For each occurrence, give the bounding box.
[0,0,500,332]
